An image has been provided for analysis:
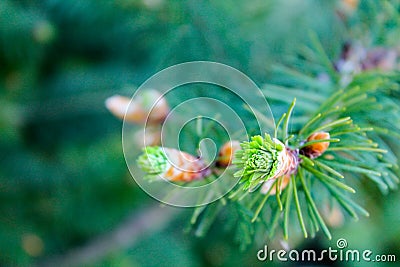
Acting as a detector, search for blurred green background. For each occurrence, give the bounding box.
[0,0,399,266]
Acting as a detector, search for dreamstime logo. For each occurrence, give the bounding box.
[257,238,396,263]
[122,61,274,207]
[336,238,348,249]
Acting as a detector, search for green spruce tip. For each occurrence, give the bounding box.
[233,134,284,191]
[137,146,169,181]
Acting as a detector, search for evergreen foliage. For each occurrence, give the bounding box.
[0,0,399,266]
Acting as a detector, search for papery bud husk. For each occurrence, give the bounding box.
[341,0,359,11]
[105,89,169,124]
[274,147,299,180]
[300,132,330,159]
[336,43,398,79]
[137,147,210,182]
[260,174,291,195]
[363,47,398,71]
[134,126,161,147]
[217,140,241,167]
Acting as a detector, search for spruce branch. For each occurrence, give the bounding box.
[131,6,400,246]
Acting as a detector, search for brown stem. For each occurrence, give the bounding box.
[36,205,179,267]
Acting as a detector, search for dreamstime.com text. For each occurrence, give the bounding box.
[257,238,396,263]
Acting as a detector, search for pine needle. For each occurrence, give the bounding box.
[292,175,308,238]
[299,169,332,240]
[303,164,356,193]
[276,177,283,211]
[308,31,338,81]
[251,180,278,223]
[328,146,387,153]
[299,138,340,149]
[299,154,315,167]
[299,113,322,136]
[283,180,293,240]
[275,113,287,139]
[312,159,344,179]
[320,160,382,177]
[320,181,359,220]
[283,98,296,144]
[309,117,352,135]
